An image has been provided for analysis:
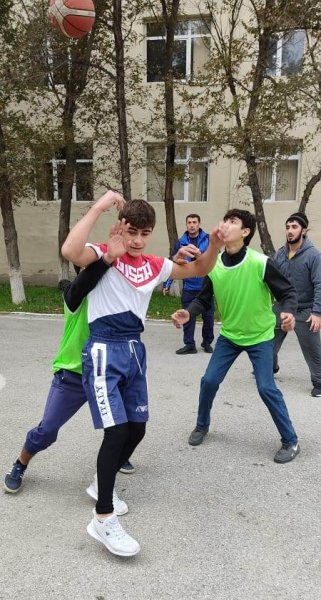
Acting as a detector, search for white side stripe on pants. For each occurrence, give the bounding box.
[91,342,115,428]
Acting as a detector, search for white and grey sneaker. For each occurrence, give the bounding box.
[87,513,140,557]
[86,474,128,516]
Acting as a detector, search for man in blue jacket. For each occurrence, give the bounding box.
[273,211,321,397]
[163,214,214,354]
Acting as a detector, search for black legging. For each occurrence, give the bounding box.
[96,421,146,514]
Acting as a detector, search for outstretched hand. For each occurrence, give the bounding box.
[171,309,190,328]
[104,219,129,263]
[173,244,201,264]
[209,222,229,250]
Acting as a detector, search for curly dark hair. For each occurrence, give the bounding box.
[223,209,256,246]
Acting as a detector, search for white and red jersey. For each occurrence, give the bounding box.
[85,243,173,337]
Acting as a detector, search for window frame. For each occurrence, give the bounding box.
[44,35,71,88]
[255,151,300,202]
[145,19,211,83]
[267,30,305,77]
[145,144,209,203]
[35,146,94,203]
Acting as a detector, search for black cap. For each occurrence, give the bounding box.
[285,212,309,229]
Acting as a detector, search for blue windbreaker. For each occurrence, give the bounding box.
[163,228,210,293]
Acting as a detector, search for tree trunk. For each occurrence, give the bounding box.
[299,166,321,213]
[246,155,275,256]
[57,89,77,286]
[113,0,132,200]
[164,161,178,252]
[58,144,75,284]
[242,0,275,256]
[0,122,25,304]
[162,0,180,253]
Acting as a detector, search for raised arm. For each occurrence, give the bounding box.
[62,190,125,267]
[170,224,226,280]
[64,219,130,311]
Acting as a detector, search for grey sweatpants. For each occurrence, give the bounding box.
[273,307,321,389]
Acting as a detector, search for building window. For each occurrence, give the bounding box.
[146,145,208,202]
[256,152,299,201]
[45,35,70,87]
[267,30,305,77]
[146,20,210,82]
[35,143,94,202]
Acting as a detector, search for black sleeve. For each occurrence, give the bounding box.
[264,258,298,314]
[63,258,111,312]
[187,276,214,317]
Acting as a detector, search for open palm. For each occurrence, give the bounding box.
[106,219,128,260]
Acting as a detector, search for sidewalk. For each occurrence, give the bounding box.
[1,314,320,600]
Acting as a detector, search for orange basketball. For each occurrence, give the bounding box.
[48,0,95,39]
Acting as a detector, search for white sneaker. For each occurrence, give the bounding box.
[87,514,140,557]
[86,475,128,516]
[112,489,128,516]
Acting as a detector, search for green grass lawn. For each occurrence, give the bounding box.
[0,283,182,319]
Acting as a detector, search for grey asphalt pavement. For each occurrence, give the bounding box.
[1,313,321,600]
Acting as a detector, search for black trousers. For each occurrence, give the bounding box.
[96,421,146,514]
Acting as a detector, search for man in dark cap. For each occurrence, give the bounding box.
[273,212,321,397]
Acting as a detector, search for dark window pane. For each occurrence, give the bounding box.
[35,162,55,201]
[174,21,189,35]
[191,145,208,159]
[57,163,66,199]
[55,147,66,160]
[41,32,69,87]
[266,36,278,75]
[281,30,305,75]
[147,39,186,81]
[76,163,94,201]
[173,40,186,79]
[44,163,55,201]
[147,39,165,82]
[75,143,93,160]
[190,20,210,35]
[146,22,166,37]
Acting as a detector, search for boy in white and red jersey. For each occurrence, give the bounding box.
[62,191,226,558]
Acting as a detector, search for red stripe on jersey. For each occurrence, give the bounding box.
[97,243,107,253]
[114,254,165,287]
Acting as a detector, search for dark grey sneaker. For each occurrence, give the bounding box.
[4,461,27,493]
[188,426,208,446]
[311,387,321,397]
[119,460,135,474]
[176,345,197,355]
[201,342,213,354]
[274,443,300,464]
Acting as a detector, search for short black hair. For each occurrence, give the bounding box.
[119,199,156,230]
[223,209,256,246]
[186,213,201,222]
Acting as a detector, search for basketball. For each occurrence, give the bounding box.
[48,0,96,39]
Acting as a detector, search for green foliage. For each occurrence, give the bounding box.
[0,285,222,321]
[0,283,64,313]
[0,284,181,319]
